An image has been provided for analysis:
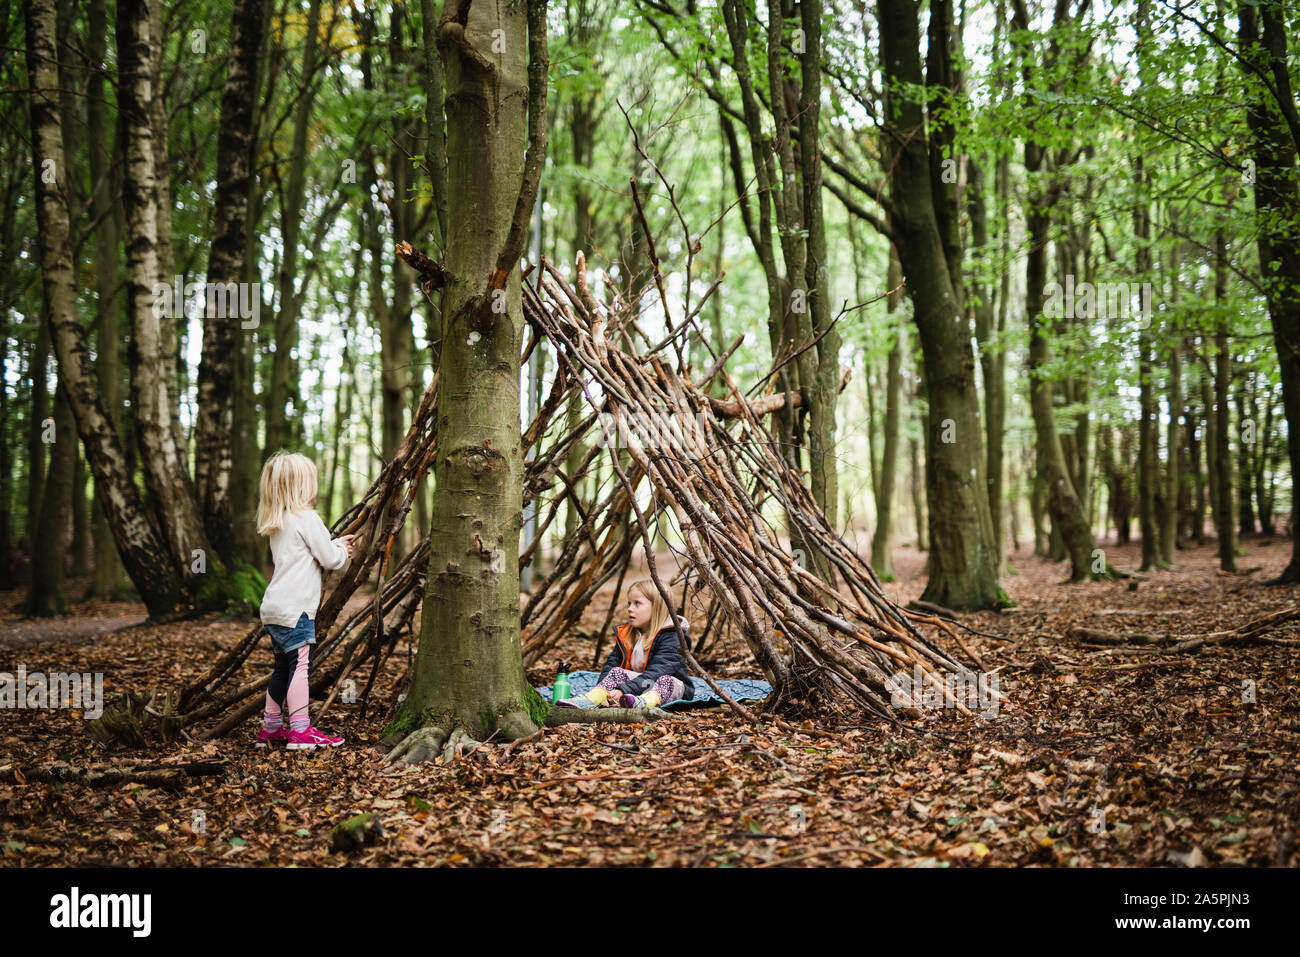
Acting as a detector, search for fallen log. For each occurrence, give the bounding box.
[544,706,677,725]
[1067,626,1161,646]
[0,760,228,790]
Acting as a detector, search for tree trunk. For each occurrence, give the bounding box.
[1161,328,1181,563]
[909,434,925,551]
[1188,393,1205,545]
[25,383,75,615]
[385,0,548,746]
[149,0,185,464]
[195,0,265,566]
[563,56,597,541]
[1134,161,1161,570]
[25,0,188,616]
[421,0,448,246]
[971,152,1008,576]
[1256,385,1277,535]
[27,320,49,550]
[1213,228,1238,571]
[870,246,903,579]
[1240,1,1300,580]
[798,0,840,532]
[879,0,1001,609]
[87,0,131,599]
[1023,146,1097,581]
[118,0,215,579]
[1236,386,1256,534]
[229,0,272,568]
[0,237,12,588]
[71,451,88,576]
[265,0,322,457]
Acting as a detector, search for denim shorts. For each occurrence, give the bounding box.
[265,611,316,653]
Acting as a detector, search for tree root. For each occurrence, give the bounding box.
[381,707,678,767]
[381,726,491,767]
[383,726,445,766]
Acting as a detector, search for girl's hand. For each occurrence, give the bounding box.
[339,534,356,558]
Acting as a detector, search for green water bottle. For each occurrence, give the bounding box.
[553,662,571,703]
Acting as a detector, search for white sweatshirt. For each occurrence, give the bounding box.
[259,509,350,627]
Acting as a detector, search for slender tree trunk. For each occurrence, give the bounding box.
[118,0,215,579]
[27,322,49,549]
[1134,159,1161,570]
[421,0,448,246]
[1257,386,1276,535]
[909,435,925,552]
[71,452,88,576]
[799,0,840,532]
[871,246,903,579]
[229,0,272,567]
[25,383,75,615]
[1236,386,1257,534]
[265,0,322,456]
[1189,391,1205,545]
[0,278,12,590]
[149,0,185,463]
[87,0,131,598]
[1214,229,1238,571]
[195,0,265,566]
[1161,330,1182,562]
[971,152,1008,575]
[26,0,191,615]
[1024,149,1098,580]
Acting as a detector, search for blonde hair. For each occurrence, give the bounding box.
[256,450,319,536]
[627,578,675,643]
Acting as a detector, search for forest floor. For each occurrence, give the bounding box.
[0,535,1297,867]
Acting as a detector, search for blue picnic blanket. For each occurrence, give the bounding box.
[537,670,772,710]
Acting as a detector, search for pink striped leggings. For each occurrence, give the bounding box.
[264,642,312,731]
[599,667,686,704]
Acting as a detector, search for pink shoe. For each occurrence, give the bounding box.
[286,725,344,750]
[256,726,290,748]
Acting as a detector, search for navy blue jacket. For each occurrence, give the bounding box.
[599,619,694,700]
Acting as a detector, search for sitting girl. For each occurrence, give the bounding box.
[559,578,694,709]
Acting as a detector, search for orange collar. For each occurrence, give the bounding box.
[617,623,646,667]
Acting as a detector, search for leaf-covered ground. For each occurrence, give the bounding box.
[1,536,1297,867]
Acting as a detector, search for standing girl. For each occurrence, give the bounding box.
[558,578,694,709]
[255,450,355,750]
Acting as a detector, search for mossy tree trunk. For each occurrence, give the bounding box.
[1239,0,1300,581]
[384,0,548,754]
[879,0,1003,610]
